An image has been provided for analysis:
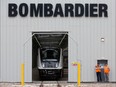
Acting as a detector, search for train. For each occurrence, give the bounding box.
[37,48,63,79]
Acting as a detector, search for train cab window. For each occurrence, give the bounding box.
[40,48,60,62]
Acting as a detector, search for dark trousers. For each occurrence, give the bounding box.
[96,72,102,82]
[104,73,109,82]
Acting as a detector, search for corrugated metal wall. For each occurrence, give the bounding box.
[0,0,1,81]
[0,0,116,82]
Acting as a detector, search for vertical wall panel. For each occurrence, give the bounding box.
[0,0,1,81]
[0,0,116,82]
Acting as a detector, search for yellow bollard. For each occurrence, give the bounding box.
[72,62,81,87]
[78,62,81,87]
[21,64,24,86]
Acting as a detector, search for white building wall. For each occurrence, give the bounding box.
[0,1,1,81]
[0,0,116,82]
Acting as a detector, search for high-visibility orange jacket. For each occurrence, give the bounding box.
[96,66,101,72]
[104,66,110,74]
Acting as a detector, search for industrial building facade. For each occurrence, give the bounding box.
[0,0,116,82]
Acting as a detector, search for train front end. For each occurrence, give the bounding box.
[37,48,63,79]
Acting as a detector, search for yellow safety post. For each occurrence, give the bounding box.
[21,64,24,86]
[72,62,81,87]
[77,62,81,87]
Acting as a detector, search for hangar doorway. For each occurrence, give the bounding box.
[32,32,68,81]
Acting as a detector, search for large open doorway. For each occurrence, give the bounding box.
[32,32,68,81]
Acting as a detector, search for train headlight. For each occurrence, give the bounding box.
[42,63,45,67]
[56,63,58,67]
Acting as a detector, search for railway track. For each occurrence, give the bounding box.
[39,81,43,87]
[39,81,61,87]
[57,81,61,87]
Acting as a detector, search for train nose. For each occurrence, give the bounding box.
[42,62,59,68]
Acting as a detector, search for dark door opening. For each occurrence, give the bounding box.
[97,60,108,82]
[32,32,68,81]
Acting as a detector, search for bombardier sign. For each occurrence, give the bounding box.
[8,3,108,17]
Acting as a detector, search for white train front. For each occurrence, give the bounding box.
[37,48,63,79]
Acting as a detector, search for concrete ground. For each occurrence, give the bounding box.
[0,82,116,87]
[1,68,115,87]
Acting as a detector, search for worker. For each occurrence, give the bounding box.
[95,63,102,82]
[104,64,110,82]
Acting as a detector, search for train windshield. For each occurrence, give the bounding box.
[40,49,60,61]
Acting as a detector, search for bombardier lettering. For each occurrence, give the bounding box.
[8,3,108,17]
